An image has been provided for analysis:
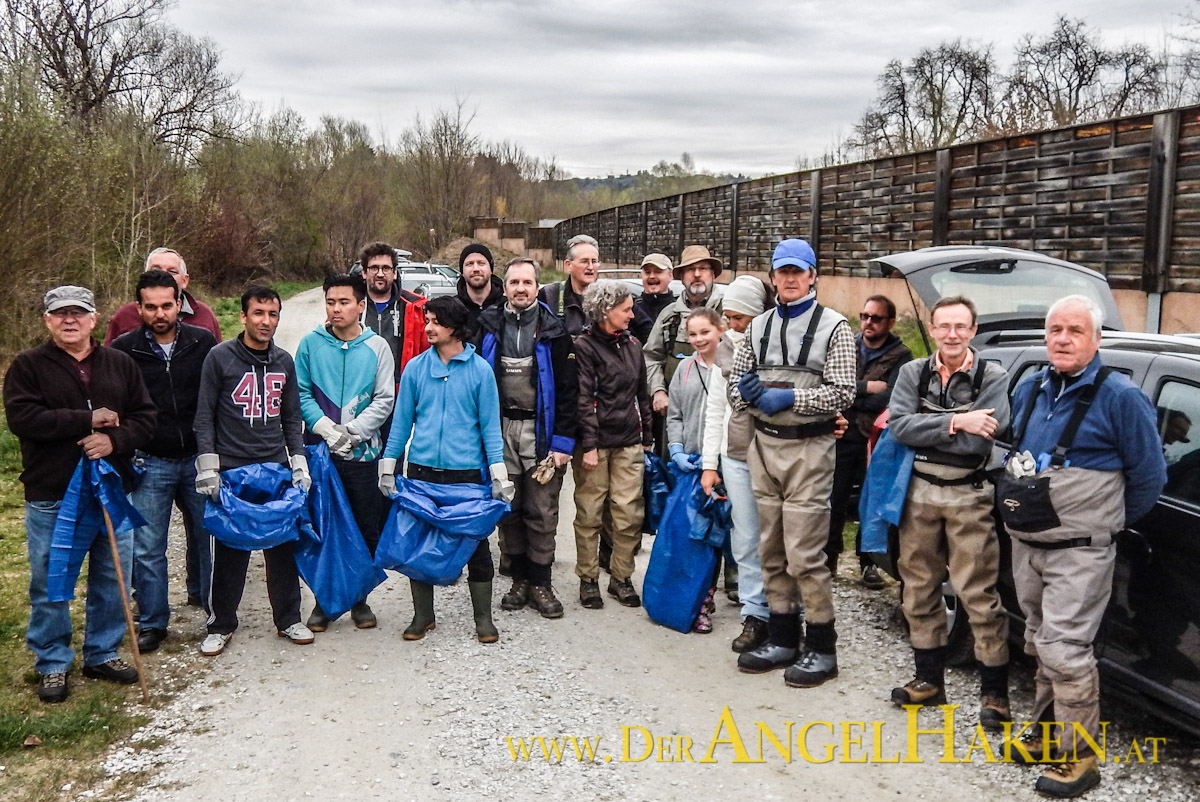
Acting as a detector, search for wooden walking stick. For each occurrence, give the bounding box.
[101,505,150,703]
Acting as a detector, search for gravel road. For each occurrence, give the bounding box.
[81,289,1200,801]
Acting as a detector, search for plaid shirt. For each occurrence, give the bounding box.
[727,313,857,415]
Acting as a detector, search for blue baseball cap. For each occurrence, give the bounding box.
[772,239,816,271]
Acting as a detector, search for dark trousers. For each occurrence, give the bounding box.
[208,539,302,635]
[408,462,494,583]
[500,464,565,567]
[332,456,384,556]
[826,433,869,569]
[179,487,202,599]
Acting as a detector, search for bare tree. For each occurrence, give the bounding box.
[1003,16,1164,129]
[852,40,996,157]
[397,100,483,254]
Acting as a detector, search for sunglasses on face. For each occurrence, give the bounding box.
[859,313,892,323]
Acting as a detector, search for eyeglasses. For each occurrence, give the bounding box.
[571,259,601,267]
[364,266,395,274]
[931,323,974,335]
[859,313,892,324]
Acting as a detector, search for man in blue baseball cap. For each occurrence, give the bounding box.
[727,238,856,688]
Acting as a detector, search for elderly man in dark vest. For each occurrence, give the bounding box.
[727,238,855,688]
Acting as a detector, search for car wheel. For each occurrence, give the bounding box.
[943,582,976,667]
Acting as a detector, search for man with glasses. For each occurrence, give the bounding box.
[887,295,1012,729]
[4,286,156,702]
[826,295,911,588]
[540,234,600,338]
[359,241,430,384]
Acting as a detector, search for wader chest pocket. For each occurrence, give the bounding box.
[996,472,1061,533]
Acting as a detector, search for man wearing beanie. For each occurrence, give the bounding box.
[456,243,504,330]
[727,238,855,688]
[701,275,774,654]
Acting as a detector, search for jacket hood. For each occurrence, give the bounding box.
[311,322,377,350]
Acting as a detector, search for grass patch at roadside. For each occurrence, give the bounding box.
[210,280,319,340]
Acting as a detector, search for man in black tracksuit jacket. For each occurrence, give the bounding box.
[111,269,217,652]
[192,286,310,655]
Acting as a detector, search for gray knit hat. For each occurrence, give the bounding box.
[722,275,768,317]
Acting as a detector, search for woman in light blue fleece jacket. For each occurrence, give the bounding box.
[379,297,510,643]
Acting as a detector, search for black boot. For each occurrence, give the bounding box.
[979,662,1011,731]
[307,602,330,632]
[469,581,499,643]
[737,612,800,673]
[403,580,436,640]
[527,560,564,619]
[501,554,530,610]
[785,621,839,687]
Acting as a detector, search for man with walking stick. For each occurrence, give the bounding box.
[3,285,156,703]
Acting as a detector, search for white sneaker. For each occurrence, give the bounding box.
[200,632,232,656]
[277,623,315,644]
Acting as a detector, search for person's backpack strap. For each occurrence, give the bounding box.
[794,304,825,366]
[1049,366,1114,466]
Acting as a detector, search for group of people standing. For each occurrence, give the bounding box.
[7,232,1165,799]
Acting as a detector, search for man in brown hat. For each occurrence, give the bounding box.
[642,245,724,417]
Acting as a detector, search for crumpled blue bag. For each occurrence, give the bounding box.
[374,477,509,586]
[47,457,147,602]
[204,462,306,550]
[642,451,674,535]
[643,465,723,633]
[858,428,915,553]
[294,444,387,618]
[691,480,733,549]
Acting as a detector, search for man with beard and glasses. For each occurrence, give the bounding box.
[473,258,577,619]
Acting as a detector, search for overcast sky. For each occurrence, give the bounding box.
[170,0,1192,178]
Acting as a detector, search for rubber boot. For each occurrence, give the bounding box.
[469,581,499,643]
[403,579,436,640]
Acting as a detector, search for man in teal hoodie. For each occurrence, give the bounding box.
[296,273,396,630]
[380,296,512,642]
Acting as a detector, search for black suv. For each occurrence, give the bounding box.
[871,245,1200,737]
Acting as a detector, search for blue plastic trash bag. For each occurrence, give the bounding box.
[294,444,387,618]
[643,451,674,535]
[47,457,147,602]
[374,477,510,586]
[204,462,306,550]
[643,465,721,633]
[858,428,915,554]
[690,480,732,549]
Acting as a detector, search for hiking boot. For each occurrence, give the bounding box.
[501,579,530,611]
[731,616,769,653]
[136,627,168,653]
[737,642,799,673]
[200,632,232,656]
[1009,732,1050,765]
[607,577,641,608]
[37,671,68,703]
[307,603,330,632]
[979,694,1012,732]
[469,581,499,643]
[579,579,603,609]
[350,601,377,629]
[528,584,564,619]
[83,658,139,685]
[404,579,437,640]
[278,623,315,645]
[784,649,839,688]
[1035,756,1101,798]
[860,564,886,590]
[891,678,947,707]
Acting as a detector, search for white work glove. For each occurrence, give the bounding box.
[289,453,311,492]
[195,453,221,500]
[378,457,398,498]
[311,416,355,458]
[334,422,364,451]
[1006,450,1037,478]
[490,463,516,503]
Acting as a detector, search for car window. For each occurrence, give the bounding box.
[929,260,1113,324]
[1156,379,1200,506]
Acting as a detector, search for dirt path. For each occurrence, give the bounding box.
[93,288,1198,802]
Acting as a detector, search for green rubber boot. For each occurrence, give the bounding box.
[403,580,436,640]
[469,581,499,643]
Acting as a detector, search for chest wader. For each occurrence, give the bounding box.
[998,367,1124,543]
[911,359,989,488]
[662,311,696,388]
[749,304,839,440]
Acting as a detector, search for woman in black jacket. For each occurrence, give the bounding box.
[572,280,652,611]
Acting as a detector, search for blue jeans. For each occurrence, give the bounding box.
[130,453,212,630]
[25,499,133,674]
[722,456,770,622]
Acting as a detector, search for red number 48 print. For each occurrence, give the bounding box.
[230,372,287,420]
